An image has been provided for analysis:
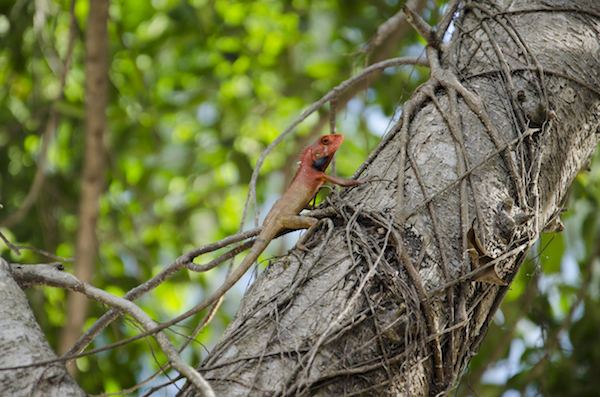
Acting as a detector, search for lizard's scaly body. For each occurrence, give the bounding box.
[199,134,361,310]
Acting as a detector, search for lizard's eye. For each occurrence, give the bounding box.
[322,137,330,144]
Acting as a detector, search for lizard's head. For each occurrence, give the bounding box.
[302,134,344,172]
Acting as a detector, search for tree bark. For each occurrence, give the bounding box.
[0,259,86,396]
[181,0,600,396]
[1,0,599,396]
[58,0,109,376]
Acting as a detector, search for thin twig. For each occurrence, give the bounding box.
[64,227,260,360]
[437,0,461,42]
[15,246,76,262]
[242,56,428,230]
[403,4,436,45]
[0,231,20,255]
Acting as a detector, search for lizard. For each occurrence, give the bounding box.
[199,134,363,311]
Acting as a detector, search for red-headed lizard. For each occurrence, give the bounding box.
[201,134,363,309]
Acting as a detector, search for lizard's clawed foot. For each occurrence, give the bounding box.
[296,241,313,252]
[295,220,321,253]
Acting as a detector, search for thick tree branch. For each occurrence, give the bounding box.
[11,262,215,397]
[59,0,109,369]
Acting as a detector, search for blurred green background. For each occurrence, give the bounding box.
[0,1,598,396]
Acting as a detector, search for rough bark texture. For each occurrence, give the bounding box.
[0,259,86,397]
[181,1,600,396]
[58,0,109,374]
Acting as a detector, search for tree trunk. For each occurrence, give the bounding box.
[180,0,600,396]
[0,259,86,396]
[58,0,109,376]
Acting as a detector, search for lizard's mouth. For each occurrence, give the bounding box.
[311,156,330,172]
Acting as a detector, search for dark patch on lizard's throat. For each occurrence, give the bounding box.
[311,155,330,172]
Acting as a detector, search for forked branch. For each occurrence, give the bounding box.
[11,263,215,397]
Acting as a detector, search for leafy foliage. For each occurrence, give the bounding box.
[0,0,598,396]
